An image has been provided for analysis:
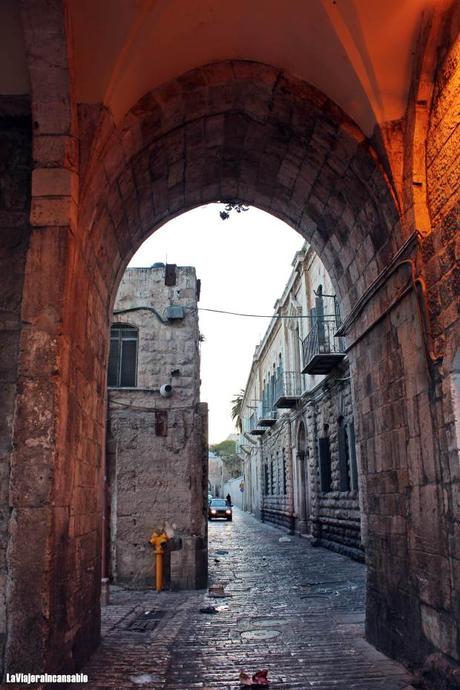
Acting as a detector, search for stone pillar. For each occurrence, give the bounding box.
[5,0,104,675]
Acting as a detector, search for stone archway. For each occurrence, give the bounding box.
[3,9,459,682]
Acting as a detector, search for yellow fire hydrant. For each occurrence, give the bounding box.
[149,530,170,592]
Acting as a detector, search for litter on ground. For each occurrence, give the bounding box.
[239,669,270,686]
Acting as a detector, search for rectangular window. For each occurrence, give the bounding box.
[108,325,138,388]
[348,421,359,492]
[338,420,351,492]
[270,459,275,495]
[120,338,137,387]
[318,437,332,492]
[264,464,269,495]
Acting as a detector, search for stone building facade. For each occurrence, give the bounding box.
[239,245,362,560]
[106,264,208,590]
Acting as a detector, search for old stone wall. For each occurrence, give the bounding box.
[421,7,459,676]
[344,258,455,668]
[260,420,294,531]
[349,9,460,679]
[106,266,207,590]
[303,361,362,559]
[0,96,32,667]
[251,360,361,557]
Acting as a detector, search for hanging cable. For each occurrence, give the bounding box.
[113,305,167,324]
[196,307,336,319]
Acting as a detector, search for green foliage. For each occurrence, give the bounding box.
[209,439,241,479]
[210,439,236,456]
[231,389,245,432]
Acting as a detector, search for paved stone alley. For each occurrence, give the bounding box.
[77,510,414,690]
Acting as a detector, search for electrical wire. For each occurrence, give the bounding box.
[197,307,337,319]
[113,305,167,323]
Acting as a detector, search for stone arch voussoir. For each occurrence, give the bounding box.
[80,61,403,317]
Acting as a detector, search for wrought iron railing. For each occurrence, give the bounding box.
[248,413,257,431]
[259,406,277,422]
[274,371,303,401]
[302,318,344,367]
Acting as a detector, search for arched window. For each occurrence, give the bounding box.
[108,324,138,387]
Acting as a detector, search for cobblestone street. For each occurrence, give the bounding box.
[78,510,413,689]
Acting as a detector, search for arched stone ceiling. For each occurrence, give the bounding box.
[66,0,438,136]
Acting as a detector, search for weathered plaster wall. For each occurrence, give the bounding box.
[106,266,208,590]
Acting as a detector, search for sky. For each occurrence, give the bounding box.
[129,204,304,444]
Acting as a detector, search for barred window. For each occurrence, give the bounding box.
[108,324,138,387]
[264,463,269,495]
[318,436,332,492]
[338,417,351,492]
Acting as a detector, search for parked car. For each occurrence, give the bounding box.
[208,498,232,521]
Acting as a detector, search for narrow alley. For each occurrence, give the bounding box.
[76,511,413,690]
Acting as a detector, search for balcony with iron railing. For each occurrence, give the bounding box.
[273,371,303,408]
[245,404,267,436]
[301,317,345,375]
[258,404,277,427]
